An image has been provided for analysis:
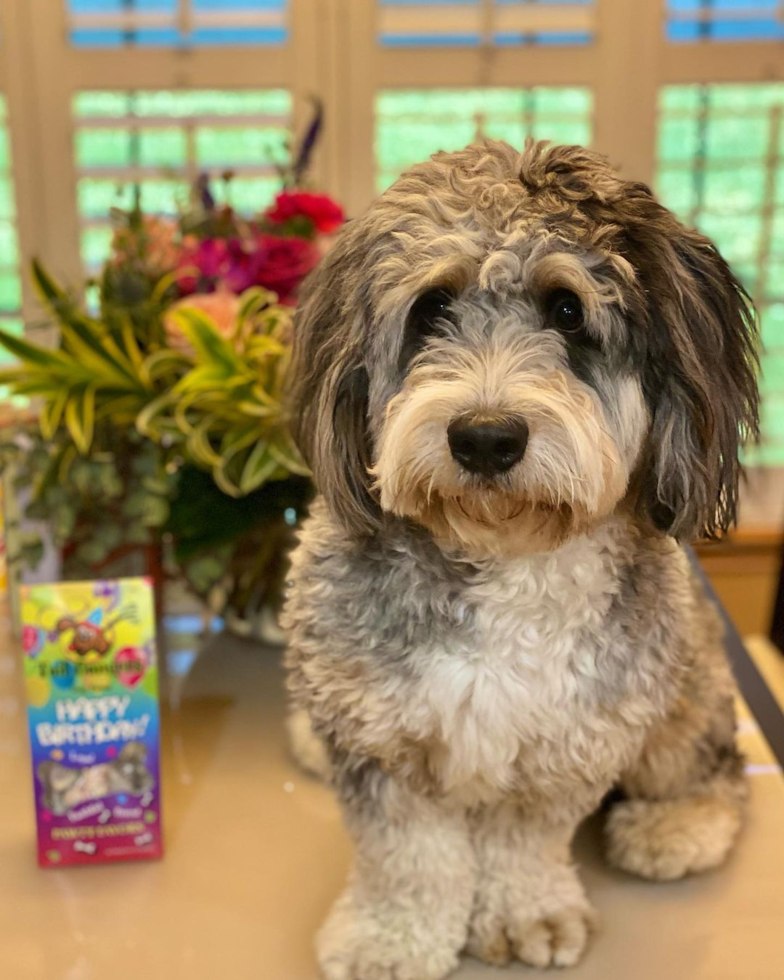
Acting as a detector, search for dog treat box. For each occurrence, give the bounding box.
[21,578,163,867]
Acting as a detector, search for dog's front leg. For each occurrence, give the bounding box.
[605,671,748,881]
[318,764,476,980]
[467,801,595,969]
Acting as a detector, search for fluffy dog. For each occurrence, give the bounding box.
[282,140,759,979]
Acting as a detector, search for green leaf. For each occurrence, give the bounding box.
[173,365,244,395]
[268,434,311,477]
[57,444,78,483]
[238,441,279,494]
[64,385,96,454]
[212,466,242,498]
[40,388,69,440]
[186,416,223,467]
[151,267,197,305]
[144,348,192,378]
[236,287,276,329]
[0,326,82,373]
[236,400,278,419]
[171,308,241,372]
[30,259,68,307]
[120,317,151,384]
[136,392,175,437]
[95,393,145,422]
[219,426,262,459]
[62,318,148,392]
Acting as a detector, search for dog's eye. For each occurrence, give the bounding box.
[546,288,584,334]
[408,288,454,334]
[400,288,455,369]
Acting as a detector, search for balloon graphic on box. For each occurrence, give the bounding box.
[50,661,76,691]
[114,646,148,688]
[25,674,51,708]
[22,625,44,658]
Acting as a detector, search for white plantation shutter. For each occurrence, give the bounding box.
[377,1,595,47]
[66,0,289,47]
[656,83,784,464]
[0,95,23,358]
[0,0,780,467]
[375,87,593,193]
[74,89,292,273]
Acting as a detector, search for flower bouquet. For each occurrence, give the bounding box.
[0,115,344,627]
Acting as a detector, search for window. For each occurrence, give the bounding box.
[378,0,595,47]
[67,0,289,48]
[74,89,291,272]
[667,0,784,43]
[0,96,22,364]
[376,87,592,191]
[657,83,784,463]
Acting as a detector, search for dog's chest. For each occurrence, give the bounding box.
[398,534,646,799]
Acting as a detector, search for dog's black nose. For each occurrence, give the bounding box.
[447,418,529,476]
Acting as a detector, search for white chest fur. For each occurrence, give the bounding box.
[401,524,647,800]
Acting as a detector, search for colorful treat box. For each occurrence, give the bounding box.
[21,578,163,867]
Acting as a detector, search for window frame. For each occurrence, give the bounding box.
[0,0,782,472]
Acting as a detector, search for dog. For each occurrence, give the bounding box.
[38,742,153,815]
[282,139,759,979]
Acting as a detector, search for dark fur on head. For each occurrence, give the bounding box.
[289,221,377,536]
[518,143,759,538]
[289,140,759,547]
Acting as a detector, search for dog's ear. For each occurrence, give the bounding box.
[616,183,759,539]
[289,221,382,537]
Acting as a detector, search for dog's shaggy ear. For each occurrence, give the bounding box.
[617,184,760,540]
[289,222,381,537]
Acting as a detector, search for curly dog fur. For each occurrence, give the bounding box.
[282,140,759,978]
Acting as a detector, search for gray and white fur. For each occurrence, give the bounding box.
[282,140,759,978]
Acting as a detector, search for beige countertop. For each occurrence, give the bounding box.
[1,607,783,980]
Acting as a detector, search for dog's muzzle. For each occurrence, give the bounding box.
[447,416,529,477]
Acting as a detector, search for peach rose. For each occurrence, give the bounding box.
[163,289,241,355]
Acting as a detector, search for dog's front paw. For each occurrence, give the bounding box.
[317,891,461,980]
[605,796,743,881]
[467,903,595,969]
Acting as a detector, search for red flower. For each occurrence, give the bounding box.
[265,191,345,234]
[253,234,319,303]
[175,233,319,304]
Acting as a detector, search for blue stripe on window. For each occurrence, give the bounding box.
[193,0,284,9]
[379,0,476,6]
[190,26,287,44]
[380,33,482,47]
[667,0,784,41]
[668,18,784,42]
[69,0,177,11]
[494,30,591,45]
